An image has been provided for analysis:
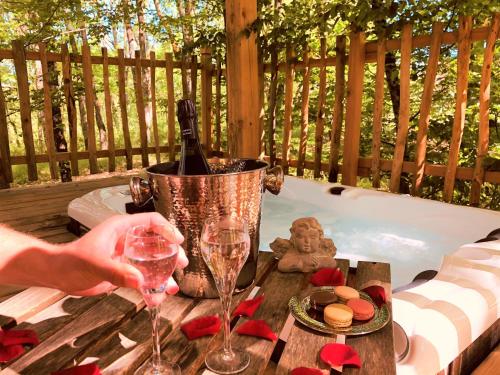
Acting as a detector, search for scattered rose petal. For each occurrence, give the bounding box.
[232,295,264,318]
[181,315,221,340]
[310,268,344,287]
[362,285,386,307]
[0,344,25,363]
[291,367,325,375]
[320,343,361,368]
[235,320,277,341]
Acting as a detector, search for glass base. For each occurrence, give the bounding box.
[134,355,181,375]
[205,348,250,374]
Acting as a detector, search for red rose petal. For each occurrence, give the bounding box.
[310,268,344,287]
[235,320,277,341]
[232,295,264,318]
[291,367,325,375]
[181,315,221,340]
[51,363,102,375]
[320,343,362,368]
[1,329,39,347]
[0,344,25,363]
[362,285,386,307]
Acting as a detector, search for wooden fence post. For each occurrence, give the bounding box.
[328,35,347,183]
[314,37,328,179]
[102,47,116,171]
[413,22,444,196]
[191,55,198,105]
[297,46,311,177]
[389,23,412,193]
[225,0,261,158]
[11,39,37,181]
[165,52,176,162]
[38,42,58,180]
[150,50,161,164]
[134,50,149,167]
[214,56,222,153]
[81,42,98,174]
[267,45,279,166]
[201,47,213,155]
[281,46,295,172]
[341,32,365,186]
[443,16,473,203]
[470,14,500,206]
[117,49,133,169]
[0,74,12,185]
[371,38,386,188]
[61,43,79,176]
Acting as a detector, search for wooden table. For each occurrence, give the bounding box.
[0,253,395,374]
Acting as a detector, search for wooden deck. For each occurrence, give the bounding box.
[0,173,136,244]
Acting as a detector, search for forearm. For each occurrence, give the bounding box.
[0,225,61,287]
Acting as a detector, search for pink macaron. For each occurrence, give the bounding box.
[346,298,375,321]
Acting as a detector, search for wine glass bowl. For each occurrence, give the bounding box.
[200,216,251,374]
[124,224,180,375]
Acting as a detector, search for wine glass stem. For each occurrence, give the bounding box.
[150,305,162,369]
[221,293,233,357]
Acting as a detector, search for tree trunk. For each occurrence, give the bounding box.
[176,0,193,99]
[69,34,89,149]
[34,61,46,152]
[94,87,108,149]
[385,51,400,123]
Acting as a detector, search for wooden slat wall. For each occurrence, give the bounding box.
[134,50,149,167]
[117,49,133,169]
[214,56,222,153]
[0,74,12,185]
[281,47,295,173]
[201,47,212,154]
[342,31,366,186]
[11,40,37,181]
[165,52,176,162]
[443,16,473,202]
[314,37,328,179]
[267,46,279,166]
[370,38,386,188]
[81,42,98,174]
[389,23,413,193]
[61,44,79,176]
[102,47,116,171]
[412,22,444,195]
[297,47,311,177]
[150,50,161,164]
[470,14,500,205]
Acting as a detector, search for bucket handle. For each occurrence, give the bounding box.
[264,166,284,195]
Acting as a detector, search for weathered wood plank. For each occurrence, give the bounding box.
[389,23,413,193]
[371,38,386,188]
[214,56,222,153]
[328,35,347,183]
[117,49,133,169]
[276,259,350,374]
[190,54,198,105]
[470,14,500,206]
[346,261,394,375]
[314,38,328,179]
[11,39,37,181]
[61,44,79,176]
[150,50,161,164]
[134,50,149,167]
[102,47,116,172]
[81,42,98,174]
[38,42,58,180]
[281,47,295,173]
[0,287,65,328]
[267,44,279,166]
[413,22,444,196]
[165,53,176,162]
[443,16,473,202]
[297,46,311,177]
[0,74,12,185]
[201,47,213,155]
[341,32,366,186]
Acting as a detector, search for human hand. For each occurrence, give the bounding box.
[55,213,188,296]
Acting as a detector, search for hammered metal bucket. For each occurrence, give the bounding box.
[129,159,283,298]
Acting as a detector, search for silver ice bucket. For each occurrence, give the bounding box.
[129,159,283,298]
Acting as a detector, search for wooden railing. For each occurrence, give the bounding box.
[0,14,499,208]
[267,14,500,206]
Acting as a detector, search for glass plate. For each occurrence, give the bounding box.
[289,286,391,336]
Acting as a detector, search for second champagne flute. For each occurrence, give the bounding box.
[200,216,251,374]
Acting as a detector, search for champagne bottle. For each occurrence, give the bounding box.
[177,99,212,175]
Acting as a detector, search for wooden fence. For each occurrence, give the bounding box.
[0,14,499,207]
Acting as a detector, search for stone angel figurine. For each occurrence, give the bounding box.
[270,217,337,273]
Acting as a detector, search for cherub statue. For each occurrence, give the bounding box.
[270,217,337,273]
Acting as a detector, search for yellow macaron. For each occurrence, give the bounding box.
[334,286,360,303]
[324,303,353,329]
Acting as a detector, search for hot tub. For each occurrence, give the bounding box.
[259,177,500,288]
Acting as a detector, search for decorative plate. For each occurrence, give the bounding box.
[289,286,390,336]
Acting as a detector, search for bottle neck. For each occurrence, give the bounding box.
[181,119,198,141]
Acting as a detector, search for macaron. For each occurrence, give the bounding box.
[310,290,338,312]
[324,303,353,329]
[334,286,360,303]
[347,298,375,321]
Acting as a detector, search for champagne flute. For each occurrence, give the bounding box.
[200,216,251,374]
[124,224,181,375]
